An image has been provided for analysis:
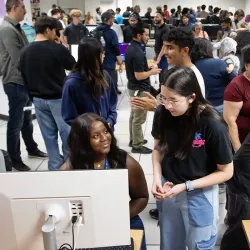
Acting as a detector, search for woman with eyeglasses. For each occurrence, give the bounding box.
[151,66,233,249]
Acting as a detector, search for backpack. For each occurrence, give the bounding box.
[88,28,105,47]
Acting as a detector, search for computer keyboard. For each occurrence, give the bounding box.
[76,238,134,250]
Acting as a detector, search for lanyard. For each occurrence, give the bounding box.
[105,158,109,169]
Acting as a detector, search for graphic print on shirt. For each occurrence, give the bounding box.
[192,133,205,148]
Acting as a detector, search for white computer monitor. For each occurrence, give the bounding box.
[0,170,130,250]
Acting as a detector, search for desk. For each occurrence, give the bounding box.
[242,220,250,248]
[131,230,143,250]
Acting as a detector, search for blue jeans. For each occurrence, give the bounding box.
[158,183,219,250]
[130,215,147,250]
[3,83,38,163]
[156,53,168,83]
[33,98,70,170]
[215,104,223,114]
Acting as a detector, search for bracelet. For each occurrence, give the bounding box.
[185,181,194,192]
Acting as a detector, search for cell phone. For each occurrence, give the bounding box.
[134,90,140,97]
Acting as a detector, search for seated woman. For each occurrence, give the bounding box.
[61,113,149,250]
[193,22,209,40]
[62,37,117,130]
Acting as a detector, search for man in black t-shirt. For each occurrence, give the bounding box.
[20,17,76,171]
[61,9,89,46]
[154,11,170,82]
[125,23,161,154]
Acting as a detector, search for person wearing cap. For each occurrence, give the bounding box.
[123,13,138,43]
[97,11,123,94]
[154,11,170,82]
[207,7,221,24]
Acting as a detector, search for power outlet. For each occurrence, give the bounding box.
[70,200,84,224]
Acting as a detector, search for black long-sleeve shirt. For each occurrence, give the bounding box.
[20,40,76,99]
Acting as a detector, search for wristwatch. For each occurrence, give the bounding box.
[185,181,194,192]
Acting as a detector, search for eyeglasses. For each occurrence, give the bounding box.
[158,94,180,107]
[158,94,190,107]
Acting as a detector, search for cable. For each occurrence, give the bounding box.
[74,216,83,250]
[59,215,77,250]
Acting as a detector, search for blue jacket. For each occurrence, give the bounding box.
[61,71,118,128]
[97,24,120,70]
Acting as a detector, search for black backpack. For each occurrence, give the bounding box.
[88,28,105,47]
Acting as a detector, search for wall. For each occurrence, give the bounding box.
[245,0,250,15]
[39,0,248,15]
[133,0,246,15]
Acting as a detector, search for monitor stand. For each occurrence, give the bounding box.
[42,215,57,250]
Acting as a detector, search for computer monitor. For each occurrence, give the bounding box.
[85,25,98,32]
[0,170,130,250]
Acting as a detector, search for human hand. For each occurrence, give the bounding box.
[130,92,158,111]
[152,178,165,201]
[150,67,162,75]
[164,183,186,199]
[118,64,123,73]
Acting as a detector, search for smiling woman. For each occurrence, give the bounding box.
[61,113,149,250]
[151,66,233,250]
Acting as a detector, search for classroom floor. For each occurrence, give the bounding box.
[0,75,227,249]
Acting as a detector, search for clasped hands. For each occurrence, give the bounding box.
[152,180,186,201]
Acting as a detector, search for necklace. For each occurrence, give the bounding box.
[94,159,106,169]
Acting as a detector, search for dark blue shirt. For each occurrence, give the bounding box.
[61,71,118,128]
[97,24,120,70]
[195,58,236,106]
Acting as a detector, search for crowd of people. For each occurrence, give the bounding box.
[1,0,250,249]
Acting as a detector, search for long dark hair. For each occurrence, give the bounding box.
[68,113,120,170]
[73,37,108,99]
[157,66,226,160]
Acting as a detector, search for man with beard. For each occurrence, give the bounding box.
[123,13,138,43]
[154,11,170,82]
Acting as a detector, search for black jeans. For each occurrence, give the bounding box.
[3,83,38,164]
[104,68,118,91]
[220,190,250,250]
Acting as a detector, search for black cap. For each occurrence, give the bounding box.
[101,11,114,22]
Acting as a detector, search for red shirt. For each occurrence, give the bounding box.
[164,10,170,20]
[224,74,250,143]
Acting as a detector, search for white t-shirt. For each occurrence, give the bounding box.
[111,23,124,43]
[190,65,205,97]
